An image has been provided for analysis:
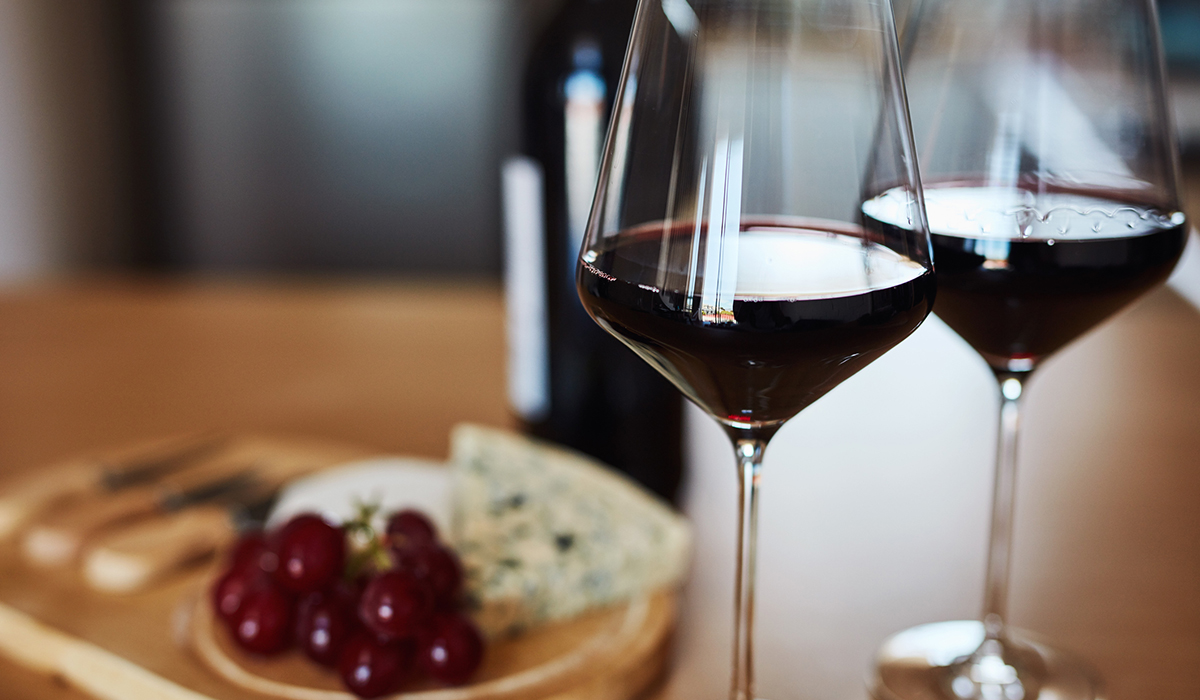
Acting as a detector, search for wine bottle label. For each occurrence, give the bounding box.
[564,65,606,276]
[501,157,551,422]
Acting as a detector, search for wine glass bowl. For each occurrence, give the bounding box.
[870,0,1186,698]
[578,0,934,437]
[863,182,1187,371]
[575,1,932,699]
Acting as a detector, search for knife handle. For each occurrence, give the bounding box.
[83,506,234,593]
[0,436,226,540]
[22,488,162,567]
[0,460,102,540]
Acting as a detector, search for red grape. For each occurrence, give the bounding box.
[213,505,485,693]
[385,510,437,549]
[417,613,484,685]
[338,632,412,698]
[228,531,269,572]
[212,566,269,624]
[395,545,463,608]
[273,514,346,593]
[358,570,433,641]
[296,591,355,667]
[232,583,294,655]
[330,577,363,610]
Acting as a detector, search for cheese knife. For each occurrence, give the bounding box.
[22,468,257,567]
[0,436,227,539]
[82,487,281,593]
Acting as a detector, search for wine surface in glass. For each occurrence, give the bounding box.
[864,184,1187,368]
[577,220,935,430]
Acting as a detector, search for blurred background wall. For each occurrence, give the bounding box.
[0,0,129,277]
[0,0,1197,280]
[145,0,556,273]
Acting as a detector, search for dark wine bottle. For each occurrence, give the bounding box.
[502,0,684,502]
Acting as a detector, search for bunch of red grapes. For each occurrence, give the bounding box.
[211,509,484,698]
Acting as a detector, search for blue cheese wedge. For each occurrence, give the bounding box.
[450,424,692,637]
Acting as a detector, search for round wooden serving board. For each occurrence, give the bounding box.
[0,433,680,700]
[190,588,676,700]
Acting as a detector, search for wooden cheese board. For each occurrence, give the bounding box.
[0,436,677,700]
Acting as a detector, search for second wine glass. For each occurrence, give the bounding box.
[575,1,933,699]
[869,1,1187,699]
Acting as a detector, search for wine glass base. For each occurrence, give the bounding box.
[870,621,1104,700]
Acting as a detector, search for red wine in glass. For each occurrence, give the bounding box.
[863,183,1186,371]
[578,219,935,432]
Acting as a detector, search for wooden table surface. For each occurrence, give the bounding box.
[0,277,513,699]
[0,275,1196,700]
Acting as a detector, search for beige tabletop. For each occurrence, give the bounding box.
[0,273,1196,700]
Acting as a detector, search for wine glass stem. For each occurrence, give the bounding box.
[982,371,1028,640]
[731,438,766,700]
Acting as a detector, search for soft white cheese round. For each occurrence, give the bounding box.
[266,457,452,534]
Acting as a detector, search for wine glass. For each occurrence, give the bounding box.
[575,1,933,699]
[867,1,1187,699]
